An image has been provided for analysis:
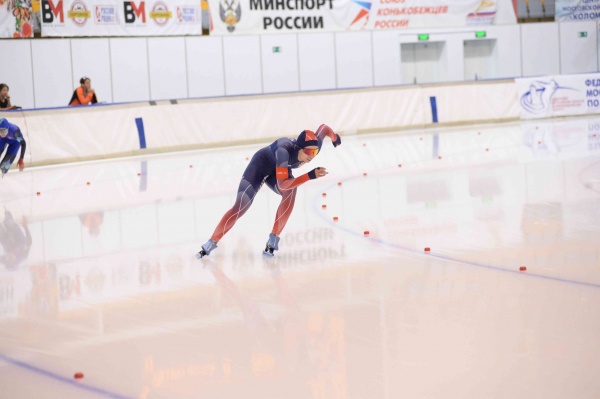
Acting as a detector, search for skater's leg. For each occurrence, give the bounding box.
[263,175,297,256]
[211,178,258,242]
[271,188,297,236]
[0,141,19,174]
[197,178,261,259]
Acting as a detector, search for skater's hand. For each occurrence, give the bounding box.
[316,167,328,178]
[308,167,328,180]
[332,134,342,148]
[17,159,24,172]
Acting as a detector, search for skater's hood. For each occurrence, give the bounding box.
[296,130,322,152]
[0,118,8,130]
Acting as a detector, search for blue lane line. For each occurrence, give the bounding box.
[0,354,133,399]
[135,117,147,149]
[313,169,600,290]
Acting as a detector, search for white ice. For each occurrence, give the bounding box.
[0,115,599,399]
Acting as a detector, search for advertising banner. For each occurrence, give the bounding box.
[208,0,496,35]
[41,0,202,37]
[0,0,34,38]
[556,0,600,21]
[516,73,600,119]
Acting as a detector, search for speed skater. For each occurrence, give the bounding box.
[196,124,341,258]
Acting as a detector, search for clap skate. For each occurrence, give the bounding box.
[262,233,280,257]
[196,239,218,259]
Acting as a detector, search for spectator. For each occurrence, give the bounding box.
[0,84,21,110]
[69,77,98,106]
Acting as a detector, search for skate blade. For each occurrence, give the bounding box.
[262,250,274,258]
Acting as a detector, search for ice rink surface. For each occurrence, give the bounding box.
[0,115,599,399]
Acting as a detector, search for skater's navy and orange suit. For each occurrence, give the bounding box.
[209,124,339,243]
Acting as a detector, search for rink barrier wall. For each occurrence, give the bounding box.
[2,21,598,110]
[1,79,520,168]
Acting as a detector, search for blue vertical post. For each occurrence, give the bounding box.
[429,96,439,123]
[135,117,147,149]
[136,118,147,191]
[430,96,439,159]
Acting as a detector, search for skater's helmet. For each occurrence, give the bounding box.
[0,118,8,137]
[296,130,322,153]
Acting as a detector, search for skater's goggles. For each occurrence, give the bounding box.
[301,148,319,156]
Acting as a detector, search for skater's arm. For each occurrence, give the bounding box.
[274,147,311,191]
[15,130,26,171]
[16,135,26,160]
[315,124,341,147]
[276,167,328,190]
[276,169,311,191]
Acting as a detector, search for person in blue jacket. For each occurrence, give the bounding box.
[0,117,26,176]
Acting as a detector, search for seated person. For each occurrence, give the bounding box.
[0,84,21,110]
[69,77,98,106]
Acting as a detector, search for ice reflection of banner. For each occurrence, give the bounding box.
[306,313,347,399]
[19,264,58,318]
[0,211,32,270]
[0,275,18,318]
[56,251,211,314]
[521,117,591,156]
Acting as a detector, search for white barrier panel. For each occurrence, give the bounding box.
[0,80,518,167]
[516,73,600,120]
[19,105,143,165]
